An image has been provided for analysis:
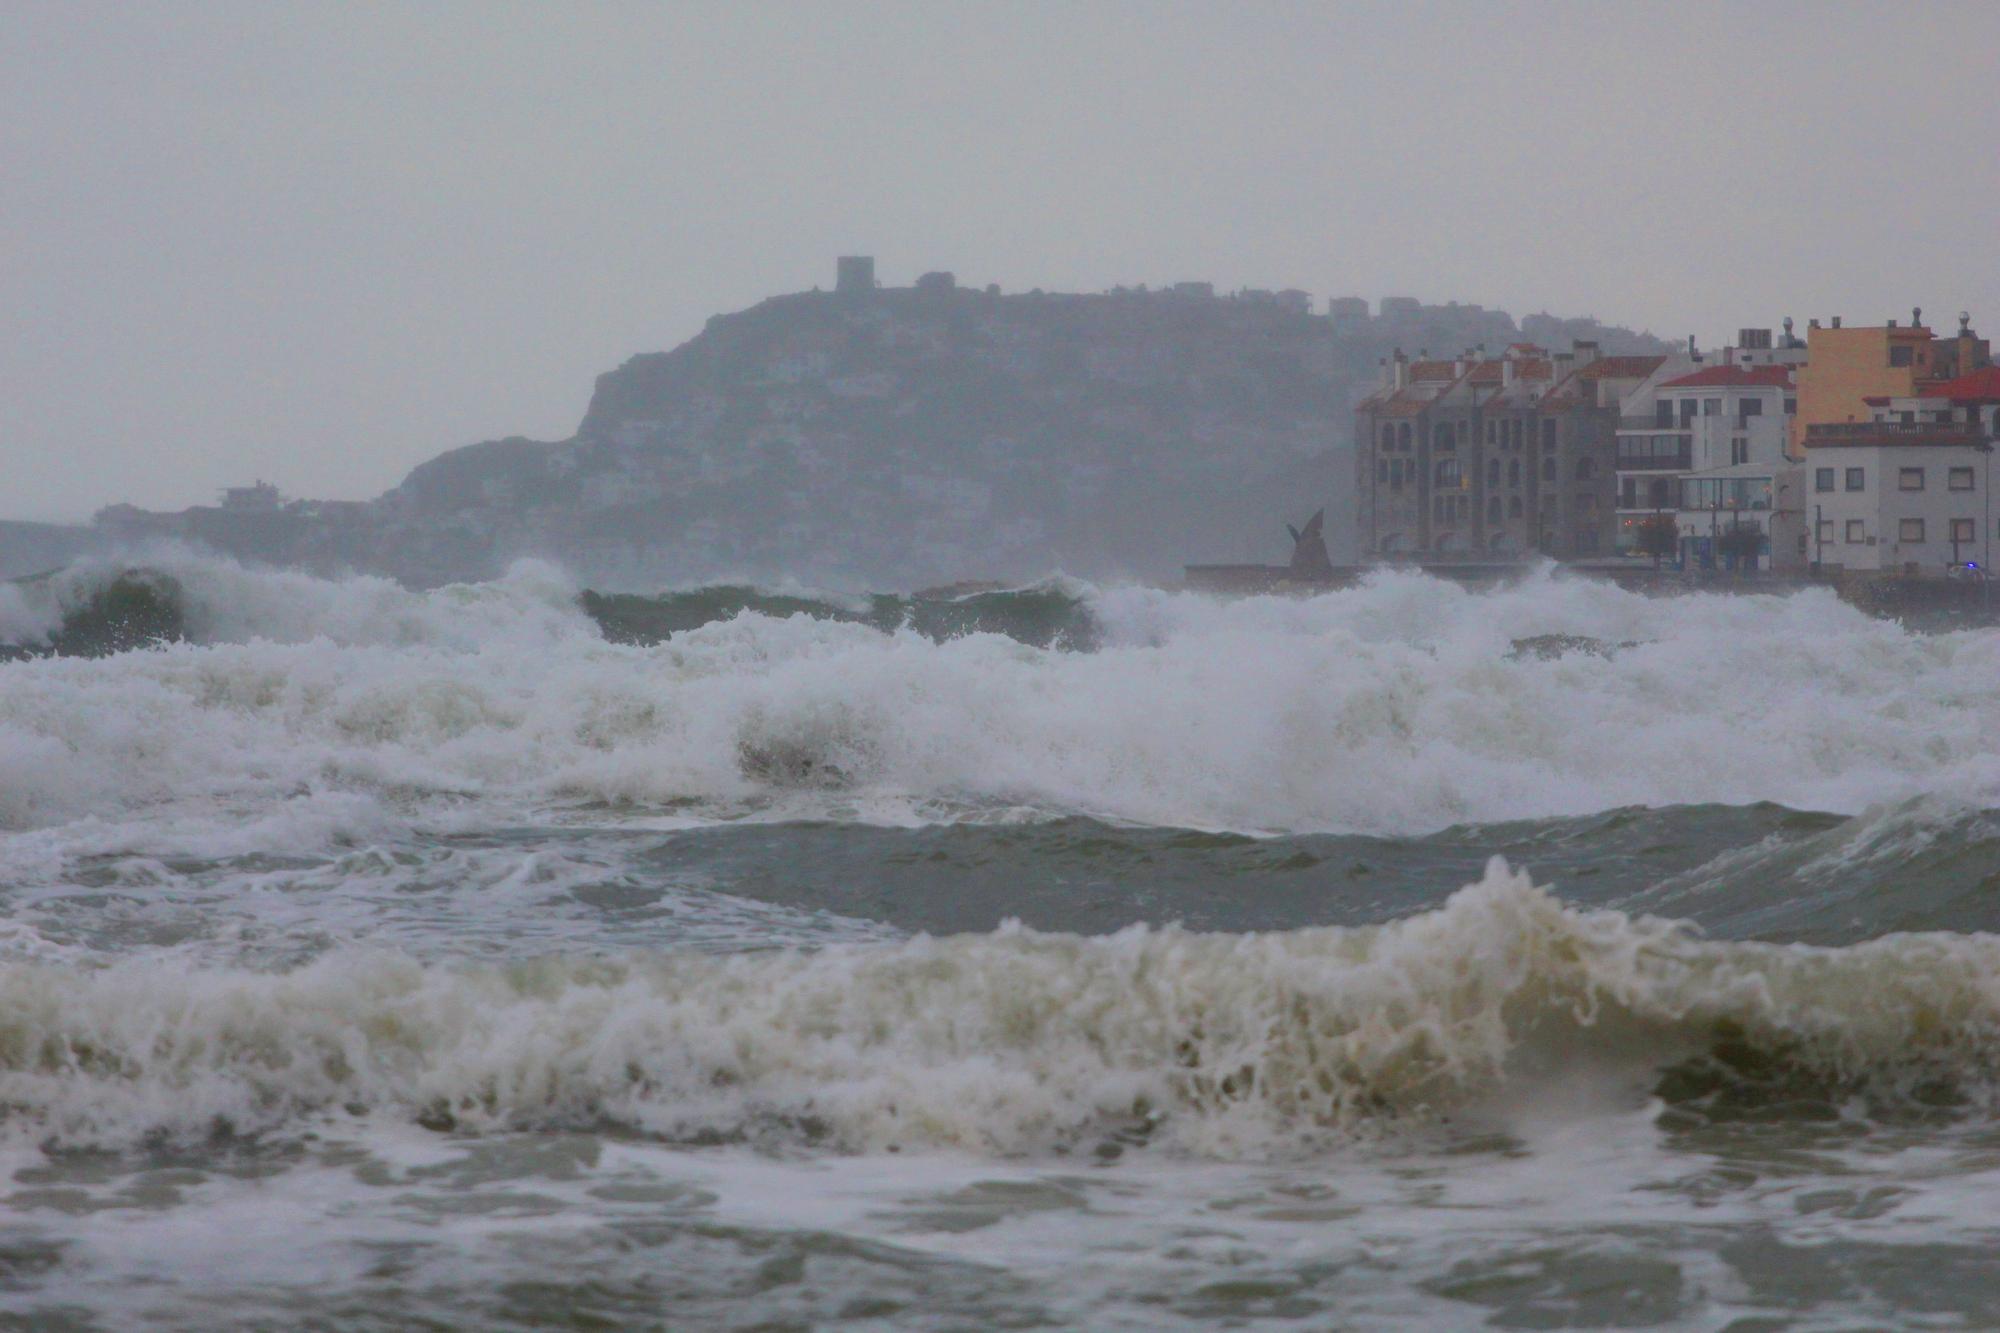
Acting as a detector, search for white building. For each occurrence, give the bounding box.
[1615,333,1805,571]
[1802,366,2000,575]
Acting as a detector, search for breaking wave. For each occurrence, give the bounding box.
[4,862,1997,1155]
[2,553,1999,837]
[1,554,1096,657]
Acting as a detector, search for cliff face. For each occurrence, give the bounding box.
[362,284,1671,588]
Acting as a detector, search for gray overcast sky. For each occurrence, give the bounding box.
[4,0,1997,522]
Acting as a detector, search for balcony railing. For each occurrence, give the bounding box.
[1618,418,1692,433]
[1616,448,1693,472]
[1805,422,1988,443]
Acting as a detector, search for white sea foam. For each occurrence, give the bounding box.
[2,861,1997,1155]
[3,556,1998,846]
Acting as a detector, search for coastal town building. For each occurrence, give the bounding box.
[1354,342,1667,559]
[1803,364,2000,576]
[1791,312,1991,456]
[1612,329,1806,571]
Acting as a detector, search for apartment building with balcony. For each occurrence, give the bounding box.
[1355,342,1666,561]
[1612,328,1804,569]
[1802,365,2000,575]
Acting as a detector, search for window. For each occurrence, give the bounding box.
[1679,476,1774,510]
[1381,425,1395,450]
[1621,479,1637,508]
[1509,460,1521,486]
[1738,399,1764,424]
[1900,467,1925,491]
[1950,467,1975,491]
[1541,457,1557,481]
[1377,459,1389,483]
[1487,458,1500,485]
[1846,467,1865,492]
[1846,520,1866,543]
[1900,518,1925,543]
[1578,492,1596,513]
[1435,458,1460,487]
[1678,399,1698,427]
[1487,497,1501,521]
[1889,345,1914,367]
[1815,467,1835,492]
[1703,398,1722,416]
[1654,401,1674,428]
[1509,496,1523,517]
[1732,439,1750,466]
[1486,420,1496,444]
[1575,458,1594,480]
[1951,519,1976,545]
[1784,398,1797,416]
[1542,420,1557,448]
[1816,518,1834,544]
[1435,423,1455,451]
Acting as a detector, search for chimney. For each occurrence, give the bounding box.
[1392,350,1409,390]
[1687,334,1697,357]
[1831,316,1842,329]
[1914,306,1923,329]
[1502,358,1516,388]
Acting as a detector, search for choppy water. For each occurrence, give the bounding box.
[4,553,2000,1328]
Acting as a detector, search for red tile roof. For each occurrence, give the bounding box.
[1659,364,1794,389]
[1926,365,2000,402]
[1575,355,1668,380]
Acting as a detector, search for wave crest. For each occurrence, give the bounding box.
[4,862,1997,1155]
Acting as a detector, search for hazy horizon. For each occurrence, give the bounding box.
[6,0,1998,523]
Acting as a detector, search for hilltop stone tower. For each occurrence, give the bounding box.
[836,255,875,295]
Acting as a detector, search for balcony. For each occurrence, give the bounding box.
[1615,446,1693,472]
[1805,422,1989,446]
[1618,418,1692,433]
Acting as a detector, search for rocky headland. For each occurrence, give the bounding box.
[87,270,1674,588]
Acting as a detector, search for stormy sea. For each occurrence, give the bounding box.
[3,552,2000,1329]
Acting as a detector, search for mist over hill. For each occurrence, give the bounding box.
[96,275,1674,589]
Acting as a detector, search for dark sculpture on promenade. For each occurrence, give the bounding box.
[1286,509,1334,580]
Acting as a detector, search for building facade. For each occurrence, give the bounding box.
[1354,342,1666,560]
[1802,366,2000,576]
[1791,312,1991,456]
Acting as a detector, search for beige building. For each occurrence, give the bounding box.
[1791,312,1990,457]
